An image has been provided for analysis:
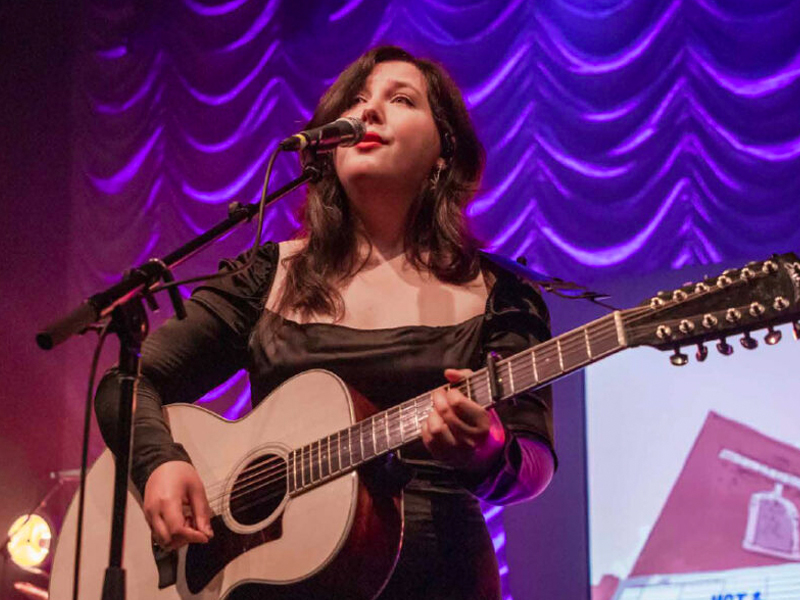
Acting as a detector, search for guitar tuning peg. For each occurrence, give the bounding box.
[695,343,708,362]
[740,332,758,350]
[670,348,689,366]
[764,327,782,345]
[716,338,734,356]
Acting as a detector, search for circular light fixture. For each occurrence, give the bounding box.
[6,514,52,569]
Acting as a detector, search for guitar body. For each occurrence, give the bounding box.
[49,370,403,600]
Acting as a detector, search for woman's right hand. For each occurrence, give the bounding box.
[143,461,214,550]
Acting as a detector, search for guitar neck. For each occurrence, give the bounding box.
[287,311,629,495]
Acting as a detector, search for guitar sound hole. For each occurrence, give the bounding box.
[229,453,287,526]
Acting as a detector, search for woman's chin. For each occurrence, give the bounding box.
[339,162,393,184]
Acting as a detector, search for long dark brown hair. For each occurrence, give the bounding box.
[272,45,485,323]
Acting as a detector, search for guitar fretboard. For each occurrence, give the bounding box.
[286,311,628,495]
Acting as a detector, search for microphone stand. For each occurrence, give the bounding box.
[36,162,321,600]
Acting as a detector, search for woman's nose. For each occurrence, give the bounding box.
[360,103,383,125]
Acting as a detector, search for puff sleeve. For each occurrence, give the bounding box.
[94,243,278,495]
[459,267,557,505]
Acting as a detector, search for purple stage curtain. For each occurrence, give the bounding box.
[71,0,800,294]
[68,1,800,597]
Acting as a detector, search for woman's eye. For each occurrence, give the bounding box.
[393,95,413,106]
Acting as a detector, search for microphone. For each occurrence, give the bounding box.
[279,117,366,153]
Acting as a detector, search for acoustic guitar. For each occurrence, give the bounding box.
[48,254,800,599]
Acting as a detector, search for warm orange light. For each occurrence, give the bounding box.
[6,514,51,568]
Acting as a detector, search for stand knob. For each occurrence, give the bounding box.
[716,338,734,356]
[740,332,758,350]
[670,348,689,366]
[695,343,708,362]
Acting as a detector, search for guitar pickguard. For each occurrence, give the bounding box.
[185,512,284,594]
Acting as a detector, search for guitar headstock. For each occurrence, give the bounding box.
[623,253,800,365]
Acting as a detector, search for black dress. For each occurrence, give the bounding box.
[95,242,555,600]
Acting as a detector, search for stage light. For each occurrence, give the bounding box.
[6,514,52,569]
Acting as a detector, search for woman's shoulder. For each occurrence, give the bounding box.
[194,241,281,304]
[277,238,306,259]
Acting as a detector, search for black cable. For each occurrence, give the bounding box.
[71,321,112,600]
[65,146,284,600]
[150,146,285,293]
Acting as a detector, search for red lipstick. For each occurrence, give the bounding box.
[356,131,386,148]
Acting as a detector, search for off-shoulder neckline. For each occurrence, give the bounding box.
[265,309,485,334]
[263,241,493,333]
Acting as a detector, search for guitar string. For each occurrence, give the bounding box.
[210,285,785,512]
[208,281,770,509]
[203,314,638,508]
[219,350,598,514]
[198,272,772,504]
[206,346,600,501]
[200,309,642,501]
[198,305,660,502]
[202,308,659,507]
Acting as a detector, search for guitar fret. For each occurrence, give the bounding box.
[565,330,590,368]
[327,435,332,476]
[614,311,627,347]
[341,429,350,470]
[361,420,372,461]
[588,316,619,357]
[373,414,384,453]
[358,422,365,465]
[299,446,304,488]
[371,417,378,455]
[317,440,323,480]
[531,351,538,382]
[302,445,310,488]
[311,441,320,483]
[289,450,294,492]
[320,438,329,479]
[345,426,354,467]
[332,431,341,474]
[465,377,472,400]
[405,404,414,441]
[584,327,592,358]
[384,412,391,447]
[398,404,406,442]
[557,339,564,371]
[507,362,515,394]
[537,341,561,382]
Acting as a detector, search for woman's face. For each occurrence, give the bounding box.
[334,61,443,196]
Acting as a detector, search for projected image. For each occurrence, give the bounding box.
[587,324,800,600]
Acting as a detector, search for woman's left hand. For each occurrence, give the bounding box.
[421,368,506,473]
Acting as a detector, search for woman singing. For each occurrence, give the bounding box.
[96,45,556,600]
